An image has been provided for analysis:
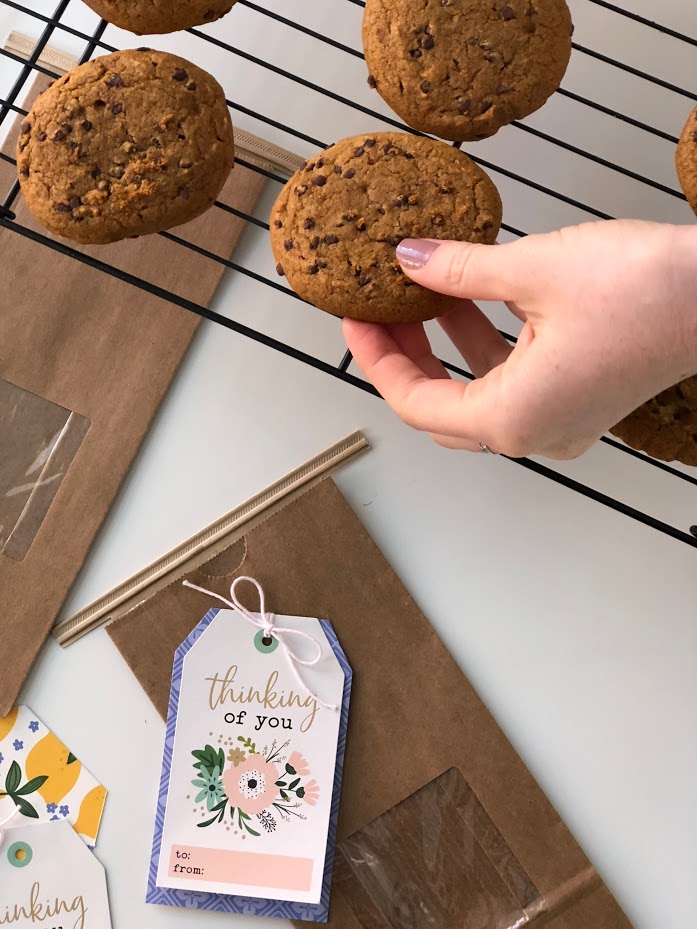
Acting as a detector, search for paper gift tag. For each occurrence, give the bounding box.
[149,577,351,922]
[0,820,112,927]
[0,706,106,846]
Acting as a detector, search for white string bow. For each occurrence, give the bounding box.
[183,576,337,712]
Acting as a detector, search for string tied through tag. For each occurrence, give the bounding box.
[183,576,338,712]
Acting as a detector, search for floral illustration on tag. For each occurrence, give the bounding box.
[190,735,319,836]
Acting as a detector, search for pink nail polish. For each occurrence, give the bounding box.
[396,239,441,270]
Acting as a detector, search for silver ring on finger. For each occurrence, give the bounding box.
[478,442,499,455]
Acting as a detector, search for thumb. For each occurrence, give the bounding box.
[396,238,536,303]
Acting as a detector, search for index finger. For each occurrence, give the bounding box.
[343,318,498,441]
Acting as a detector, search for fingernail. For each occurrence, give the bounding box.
[396,239,441,271]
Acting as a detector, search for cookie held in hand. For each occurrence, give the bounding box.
[17,50,234,245]
[270,133,502,324]
[363,0,573,141]
[611,375,697,466]
[676,105,697,217]
[82,0,235,35]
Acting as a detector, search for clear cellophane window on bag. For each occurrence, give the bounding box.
[335,768,545,929]
[0,379,90,561]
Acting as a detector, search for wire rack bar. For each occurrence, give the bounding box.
[0,0,695,549]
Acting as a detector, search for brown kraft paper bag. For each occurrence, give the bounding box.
[107,478,634,929]
[0,75,267,713]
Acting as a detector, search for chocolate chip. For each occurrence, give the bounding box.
[294,185,308,196]
[54,203,71,213]
[19,167,29,177]
[692,131,697,143]
[387,235,401,246]
[106,73,123,87]
[484,52,496,62]
[172,68,188,81]
[421,80,432,93]
[20,121,31,134]
[91,166,101,178]
[480,101,492,114]
[37,131,47,142]
[111,103,123,115]
[431,213,445,226]
[276,263,285,276]
[357,275,370,286]
[420,35,435,49]
[356,218,367,231]
[312,175,327,186]
[52,130,66,142]
[316,260,328,269]
[394,194,409,207]
[364,138,376,147]
[500,5,516,20]
[274,219,283,228]
[308,263,320,275]
[303,218,315,229]
[94,99,106,108]
[81,119,93,131]
[136,46,151,51]
[334,165,342,175]
[310,236,320,250]
[354,147,365,157]
[343,168,356,179]
[383,142,396,154]
[483,221,494,230]
[186,81,197,91]
[179,187,191,199]
[324,234,339,244]
[283,239,294,251]
[404,152,415,160]
[410,49,423,59]
[367,74,377,88]
[133,175,143,187]
[316,158,324,168]
[69,195,82,209]
[61,123,73,134]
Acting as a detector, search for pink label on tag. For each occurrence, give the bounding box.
[168,845,313,890]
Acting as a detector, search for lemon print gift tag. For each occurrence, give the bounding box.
[0,705,106,845]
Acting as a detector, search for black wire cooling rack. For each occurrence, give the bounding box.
[1,0,697,550]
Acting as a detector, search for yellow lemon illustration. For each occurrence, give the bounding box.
[25,733,81,805]
[0,707,18,741]
[74,785,106,841]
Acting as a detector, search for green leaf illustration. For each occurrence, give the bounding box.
[197,814,220,828]
[15,776,48,797]
[217,749,225,771]
[5,762,21,794]
[285,764,296,776]
[67,753,78,765]
[14,797,39,819]
[280,790,289,801]
[275,780,287,788]
[288,778,300,791]
[296,786,305,799]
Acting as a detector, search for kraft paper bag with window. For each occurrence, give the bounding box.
[0,75,267,713]
[107,478,634,929]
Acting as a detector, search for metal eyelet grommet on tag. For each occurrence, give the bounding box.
[7,841,32,868]
[254,629,279,654]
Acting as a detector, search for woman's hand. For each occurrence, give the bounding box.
[343,220,697,459]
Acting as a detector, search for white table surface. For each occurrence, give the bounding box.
[2,1,696,928]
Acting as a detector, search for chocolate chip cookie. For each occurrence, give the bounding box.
[82,0,235,35]
[611,376,697,466]
[676,105,697,216]
[17,50,234,245]
[270,133,502,323]
[363,0,573,141]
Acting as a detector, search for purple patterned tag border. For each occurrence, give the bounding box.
[146,608,352,922]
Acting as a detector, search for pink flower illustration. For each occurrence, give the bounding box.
[223,754,279,816]
[288,751,311,777]
[302,779,320,807]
